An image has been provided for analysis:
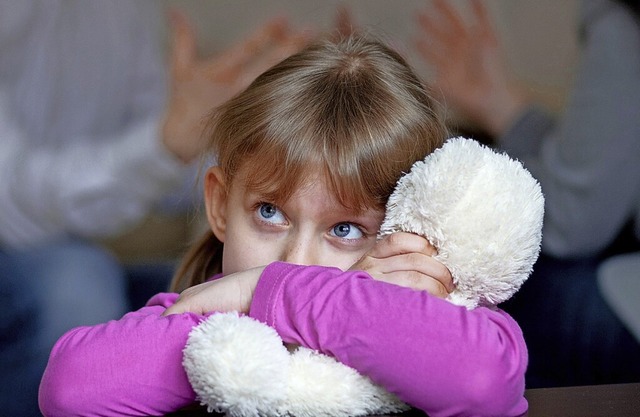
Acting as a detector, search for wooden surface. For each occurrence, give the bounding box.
[167,383,640,417]
[523,382,640,417]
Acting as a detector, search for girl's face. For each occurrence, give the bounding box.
[205,166,385,276]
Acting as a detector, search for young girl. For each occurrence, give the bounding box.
[39,35,528,417]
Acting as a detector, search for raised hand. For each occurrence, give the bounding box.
[162,10,309,163]
[414,0,527,136]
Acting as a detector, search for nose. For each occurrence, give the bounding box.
[281,237,319,266]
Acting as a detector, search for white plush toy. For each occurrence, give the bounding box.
[182,137,545,417]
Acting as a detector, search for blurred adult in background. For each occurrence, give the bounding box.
[0,1,303,415]
[415,0,640,387]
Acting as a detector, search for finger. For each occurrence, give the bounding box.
[414,8,459,65]
[161,290,192,316]
[168,9,197,76]
[235,31,310,87]
[415,9,449,44]
[375,270,449,298]
[471,0,498,43]
[433,0,468,35]
[212,17,291,78]
[335,4,357,38]
[162,304,180,316]
[161,284,206,316]
[372,232,437,258]
[367,251,454,292]
[162,298,189,316]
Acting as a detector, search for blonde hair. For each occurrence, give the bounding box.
[171,34,448,292]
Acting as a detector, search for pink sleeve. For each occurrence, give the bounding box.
[39,293,202,417]
[249,262,529,417]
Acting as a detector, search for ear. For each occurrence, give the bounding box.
[204,166,228,242]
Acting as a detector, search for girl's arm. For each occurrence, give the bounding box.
[39,293,201,417]
[249,262,528,417]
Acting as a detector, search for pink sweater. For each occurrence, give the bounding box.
[39,262,528,417]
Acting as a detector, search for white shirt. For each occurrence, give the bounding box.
[0,0,191,248]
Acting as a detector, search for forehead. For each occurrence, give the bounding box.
[285,173,364,214]
[290,178,386,227]
[235,159,381,214]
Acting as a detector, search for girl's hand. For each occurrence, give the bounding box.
[162,11,309,163]
[162,266,265,316]
[414,0,527,136]
[350,232,454,298]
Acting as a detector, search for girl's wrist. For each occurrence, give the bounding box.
[239,266,266,313]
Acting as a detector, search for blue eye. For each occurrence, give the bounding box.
[260,203,277,218]
[257,203,286,224]
[331,223,364,239]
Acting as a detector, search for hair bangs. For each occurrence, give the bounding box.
[235,122,380,214]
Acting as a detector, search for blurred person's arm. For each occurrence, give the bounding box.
[0,3,304,248]
[415,0,640,257]
[0,2,184,247]
[499,0,640,257]
[0,89,187,248]
[414,0,528,137]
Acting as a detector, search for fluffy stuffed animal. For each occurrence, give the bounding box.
[182,137,545,417]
